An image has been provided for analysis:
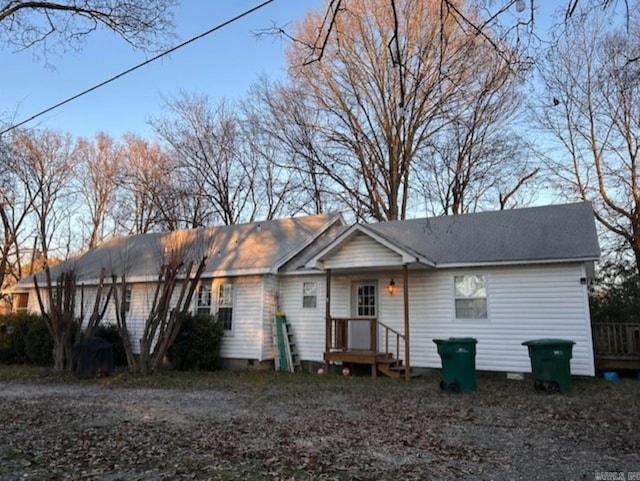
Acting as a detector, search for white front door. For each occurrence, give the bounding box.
[350,281,377,350]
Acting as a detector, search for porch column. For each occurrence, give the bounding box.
[324,268,331,370]
[403,264,410,381]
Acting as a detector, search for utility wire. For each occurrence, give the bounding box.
[0,0,277,136]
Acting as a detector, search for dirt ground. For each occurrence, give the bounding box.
[0,372,639,480]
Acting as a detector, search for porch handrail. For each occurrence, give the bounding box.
[328,317,405,362]
[378,320,405,364]
[592,322,640,359]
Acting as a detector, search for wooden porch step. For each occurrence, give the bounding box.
[376,359,419,378]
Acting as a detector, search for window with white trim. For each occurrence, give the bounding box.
[454,275,487,319]
[217,283,234,331]
[124,287,132,313]
[302,281,317,308]
[196,284,212,315]
[13,293,28,313]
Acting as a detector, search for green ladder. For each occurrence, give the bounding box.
[273,313,300,372]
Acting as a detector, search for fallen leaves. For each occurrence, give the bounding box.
[0,375,639,480]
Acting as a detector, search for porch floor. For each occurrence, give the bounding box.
[324,349,393,365]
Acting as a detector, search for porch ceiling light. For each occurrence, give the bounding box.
[515,0,526,12]
[387,278,396,295]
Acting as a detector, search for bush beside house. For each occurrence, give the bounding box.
[168,313,224,371]
[0,313,53,366]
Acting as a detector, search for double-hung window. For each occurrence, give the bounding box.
[217,283,234,331]
[454,275,487,319]
[196,284,212,315]
[14,293,28,313]
[302,281,317,308]
[124,287,132,313]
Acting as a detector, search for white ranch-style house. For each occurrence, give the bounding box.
[10,202,600,377]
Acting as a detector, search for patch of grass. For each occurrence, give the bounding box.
[0,364,75,384]
[0,363,406,392]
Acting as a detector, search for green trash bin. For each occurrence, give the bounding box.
[522,339,575,393]
[433,337,478,392]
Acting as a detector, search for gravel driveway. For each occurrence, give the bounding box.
[0,374,639,480]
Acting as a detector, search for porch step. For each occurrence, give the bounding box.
[376,358,419,378]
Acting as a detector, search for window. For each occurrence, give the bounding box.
[217,283,234,331]
[356,283,376,317]
[302,281,317,308]
[124,287,132,313]
[454,275,487,319]
[196,284,212,315]
[13,293,28,313]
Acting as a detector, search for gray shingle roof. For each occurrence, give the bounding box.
[365,202,600,266]
[18,213,342,286]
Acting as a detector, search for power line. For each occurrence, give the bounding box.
[0,0,277,136]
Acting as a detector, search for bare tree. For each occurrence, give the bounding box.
[417,43,538,215]
[78,267,114,340]
[76,133,122,249]
[112,231,207,375]
[33,267,77,371]
[243,76,340,216]
[536,2,640,273]
[265,0,526,221]
[0,136,34,294]
[152,93,254,226]
[10,129,77,264]
[290,1,630,70]
[116,133,170,235]
[0,0,176,58]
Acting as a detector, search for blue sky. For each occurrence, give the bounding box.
[0,1,322,139]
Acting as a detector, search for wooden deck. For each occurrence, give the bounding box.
[592,322,640,371]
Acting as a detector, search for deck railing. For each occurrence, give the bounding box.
[327,317,405,361]
[592,323,640,359]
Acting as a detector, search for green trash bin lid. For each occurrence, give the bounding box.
[522,339,575,346]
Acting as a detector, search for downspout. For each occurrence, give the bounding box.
[403,264,410,381]
[325,268,332,371]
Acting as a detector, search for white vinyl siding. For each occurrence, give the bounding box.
[323,233,402,269]
[279,275,329,362]
[279,263,594,376]
[409,264,594,376]
[214,276,264,361]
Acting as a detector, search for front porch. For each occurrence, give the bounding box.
[324,317,410,378]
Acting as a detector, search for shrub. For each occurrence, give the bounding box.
[590,261,640,324]
[94,323,127,366]
[168,313,224,371]
[0,313,51,365]
[24,316,54,366]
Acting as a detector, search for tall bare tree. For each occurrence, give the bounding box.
[116,133,170,235]
[267,0,528,221]
[244,76,340,216]
[11,129,77,264]
[152,93,254,226]
[536,2,640,274]
[417,42,538,215]
[0,0,176,58]
[76,133,122,249]
[0,136,33,295]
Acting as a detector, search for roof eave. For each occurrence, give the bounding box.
[435,256,600,269]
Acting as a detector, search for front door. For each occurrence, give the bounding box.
[350,281,377,350]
